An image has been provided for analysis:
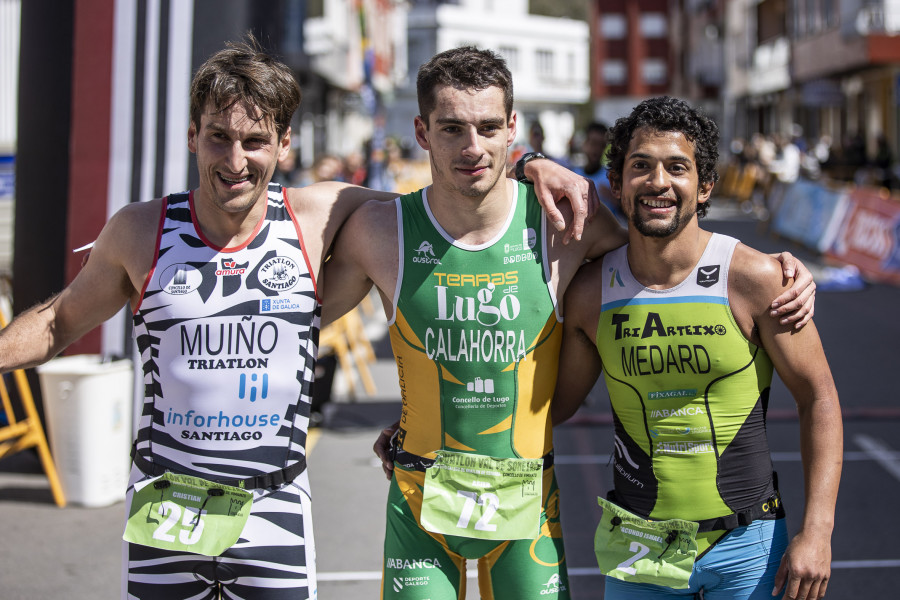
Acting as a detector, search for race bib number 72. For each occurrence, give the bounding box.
[420,451,542,540]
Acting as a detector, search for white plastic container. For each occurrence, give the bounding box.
[37,355,134,507]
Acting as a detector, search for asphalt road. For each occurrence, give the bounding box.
[1,208,899,598]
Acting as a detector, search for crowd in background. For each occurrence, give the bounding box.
[272,136,431,195]
[279,117,898,224]
[726,127,898,193]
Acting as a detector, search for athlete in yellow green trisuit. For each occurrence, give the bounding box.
[553,97,842,600]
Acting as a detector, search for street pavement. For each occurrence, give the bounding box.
[2,202,900,598]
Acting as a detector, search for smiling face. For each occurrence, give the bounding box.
[414,84,516,201]
[188,102,290,215]
[611,127,712,238]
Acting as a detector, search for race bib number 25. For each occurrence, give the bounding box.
[124,473,253,556]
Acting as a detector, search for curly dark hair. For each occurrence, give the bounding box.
[190,34,301,138]
[416,46,513,124]
[606,96,719,218]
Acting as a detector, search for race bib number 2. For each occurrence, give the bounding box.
[593,497,699,589]
[124,473,253,556]
[420,451,542,540]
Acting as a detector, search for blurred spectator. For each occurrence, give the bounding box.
[571,121,621,221]
[813,135,832,166]
[311,154,345,183]
[768,132,801,184]
[751,133,776,169]
[873,134,896,190]
[527,120,570,167]
[272,148,304,187]
[528,120,546,154]
[343,150,368,187]
[790,123,808,153]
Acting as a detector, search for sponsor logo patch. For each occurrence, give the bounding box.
[697,265,720,287]
[258,256,301,291]
[160,263,202,295]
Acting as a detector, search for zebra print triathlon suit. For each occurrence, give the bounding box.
[126,183,320,599]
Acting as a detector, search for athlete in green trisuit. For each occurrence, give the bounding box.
[326,48,818,599]
[553,96,842,600]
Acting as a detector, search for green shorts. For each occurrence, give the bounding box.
[382,465,571,599]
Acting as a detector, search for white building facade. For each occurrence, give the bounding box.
[387,0,590,160]
[303,0,409,163]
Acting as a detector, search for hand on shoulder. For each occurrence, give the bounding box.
[729,244,794,338]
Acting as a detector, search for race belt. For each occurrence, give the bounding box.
[389,437,554,472]
[131,444,306,490]
[606,488,785,533]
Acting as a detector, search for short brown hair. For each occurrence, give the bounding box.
[416,46,513,125]
[189,35,301,138]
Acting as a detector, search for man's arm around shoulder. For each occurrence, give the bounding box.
[287,182,398,281]
[320,198,397,327]
[552,261,605,426]
[288,182,398,242]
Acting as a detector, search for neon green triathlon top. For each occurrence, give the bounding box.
[388,183,561,461]
[597,234,778,523]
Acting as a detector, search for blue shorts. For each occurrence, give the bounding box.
[605,518,788,600]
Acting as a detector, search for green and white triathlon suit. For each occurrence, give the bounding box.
[383,183,570,599]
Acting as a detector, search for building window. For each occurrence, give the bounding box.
[790,0,802,38]
[640,13,667,38]
[536,50,554,77]
[499,46,518,71]
[600,14,626,39]
[823,0,838,28]
[602,60,627,86]
[758,0,788,44]
[806,0,819,35]
[642,58,667,85]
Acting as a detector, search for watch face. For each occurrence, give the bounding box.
[517,153,545,181]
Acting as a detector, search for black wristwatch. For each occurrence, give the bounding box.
[515,152,547,182]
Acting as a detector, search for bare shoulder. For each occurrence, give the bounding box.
[563,259,606,326]
[97,199,164,262]
[109,197,163,228]
[342,196,398,245]
[285,182,342,219]
[729,242,791,322]
[731,243,788,292]
[70,199,164,306]
[287,181,398,218]
[581,204,628,260]
[287,182,398,255]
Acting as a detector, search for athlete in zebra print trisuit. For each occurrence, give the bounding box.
[126,184,322,598]
[0,39,597,599]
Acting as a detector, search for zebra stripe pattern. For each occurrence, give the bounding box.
[126,184,320,598]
